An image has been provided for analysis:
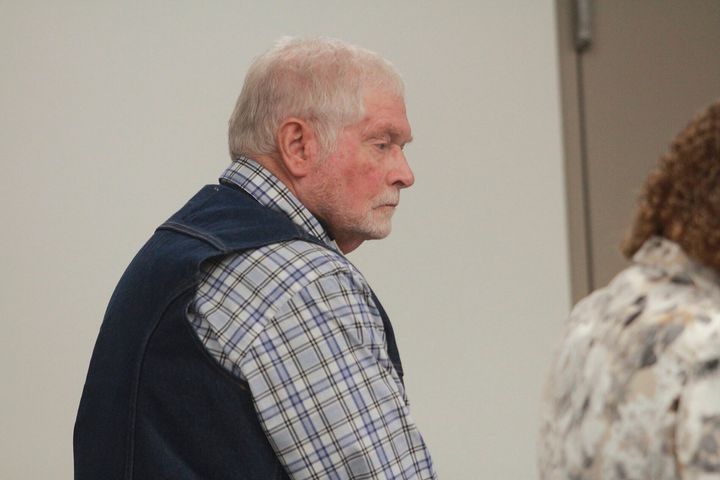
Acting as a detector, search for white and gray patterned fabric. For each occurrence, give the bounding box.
[540,236,720,479]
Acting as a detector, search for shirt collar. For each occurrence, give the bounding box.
[634,236,720,292]
[219,156,337,250]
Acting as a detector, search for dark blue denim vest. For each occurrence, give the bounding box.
[74,183,404,479]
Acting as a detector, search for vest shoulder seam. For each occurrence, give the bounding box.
[157,221,225,251]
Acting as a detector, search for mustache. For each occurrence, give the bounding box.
[375,193,400,207]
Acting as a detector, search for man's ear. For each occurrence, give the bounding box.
[277,118,318,177]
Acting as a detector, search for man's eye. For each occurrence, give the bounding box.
[376,143,389,151]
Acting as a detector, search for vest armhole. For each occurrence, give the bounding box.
[178,296,252,391]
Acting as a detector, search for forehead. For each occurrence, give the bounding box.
[359,90,412,141]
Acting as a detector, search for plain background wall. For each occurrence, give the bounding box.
[0,2,570,478]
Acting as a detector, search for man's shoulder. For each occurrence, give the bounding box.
[200,239,368,308]
[260,239,359,278]
[193,239,372,358]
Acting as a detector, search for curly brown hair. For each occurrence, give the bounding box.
[622,100,720,269]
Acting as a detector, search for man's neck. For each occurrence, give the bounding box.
[252,153,301,199]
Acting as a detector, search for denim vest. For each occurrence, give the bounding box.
[73,183,404,479]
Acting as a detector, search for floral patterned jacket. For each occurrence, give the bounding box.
[540,237,720,479]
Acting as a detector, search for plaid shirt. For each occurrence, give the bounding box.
[188,158,437,479]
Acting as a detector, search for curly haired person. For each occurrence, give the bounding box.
[540,101,720,479]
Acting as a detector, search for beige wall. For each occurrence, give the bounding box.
[0,2,569,478]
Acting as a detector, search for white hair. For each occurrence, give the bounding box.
[228,36,405,160]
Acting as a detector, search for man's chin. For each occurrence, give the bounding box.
[365,224,392,240]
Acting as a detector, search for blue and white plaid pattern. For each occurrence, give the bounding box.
[188,158,437,479]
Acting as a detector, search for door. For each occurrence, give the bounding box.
[557,0,720,302]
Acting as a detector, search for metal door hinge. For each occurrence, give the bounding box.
[575,0,592,52]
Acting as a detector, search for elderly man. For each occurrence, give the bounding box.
[74,37,437,479]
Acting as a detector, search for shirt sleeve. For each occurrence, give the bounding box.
[239,270,437,480]
[675,358,720,479]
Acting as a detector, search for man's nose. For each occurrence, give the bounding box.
[390,148,415,189]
